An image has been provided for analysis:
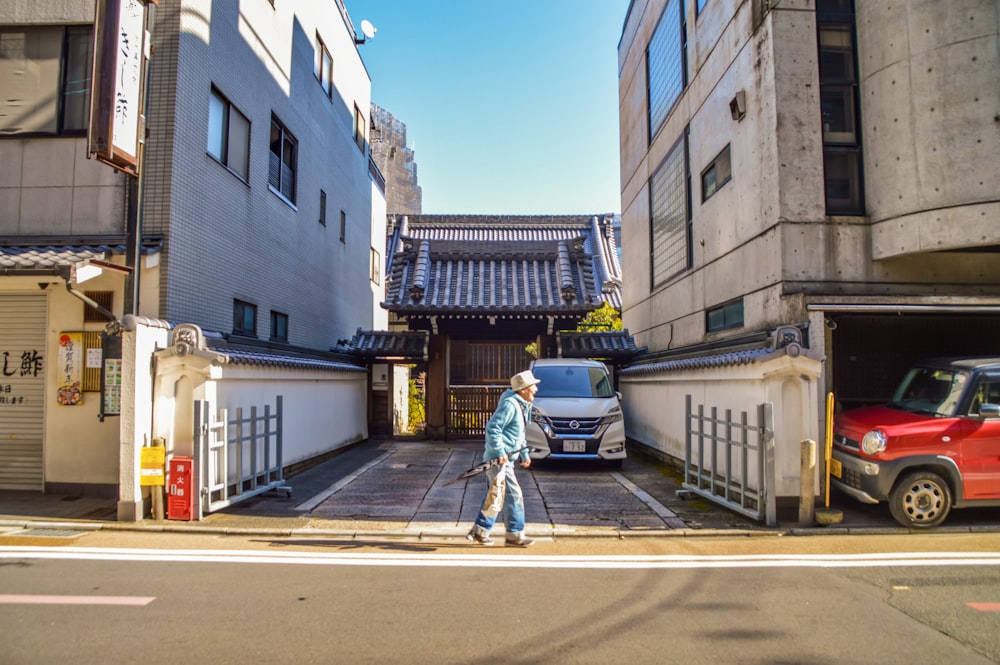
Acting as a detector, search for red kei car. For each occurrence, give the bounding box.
[831,357,1000,528]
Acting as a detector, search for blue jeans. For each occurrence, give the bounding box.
[472,461,525,534]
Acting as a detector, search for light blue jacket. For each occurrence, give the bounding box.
[484,389,532,463]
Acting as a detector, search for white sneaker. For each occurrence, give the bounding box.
[505,532,534,547]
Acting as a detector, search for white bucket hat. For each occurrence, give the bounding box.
[510,370,541,391]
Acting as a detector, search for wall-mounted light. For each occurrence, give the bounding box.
[729,89,747,121]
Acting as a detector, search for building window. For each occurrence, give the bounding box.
[647,0,686,140]
[319,189,327,226]
[270,311,288,343]
[701,144,731,201]
[83,291,114,323]
[370,247,381,285]
[315,34,333,98]
[816,0,864,215]
[207,87,250,180]
[233,300,257,337]
[340,210,347,243]
[0,26,92,135]
[706,299,744,332]
[269,115,297,203]
[354,103,366,152]
[649,134,690,288]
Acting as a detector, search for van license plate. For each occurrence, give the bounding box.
[564,440,586,453]
[830,458,842,479]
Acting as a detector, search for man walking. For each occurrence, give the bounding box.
[466,369,540,547]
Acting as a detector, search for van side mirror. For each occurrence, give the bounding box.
[979,404,1000,418]
[616,391,622,401]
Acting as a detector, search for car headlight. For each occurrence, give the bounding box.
[602,413,623,424]
[861,430,887,456]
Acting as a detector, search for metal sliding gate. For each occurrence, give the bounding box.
[684,395,776,526]
[194,396,289,517]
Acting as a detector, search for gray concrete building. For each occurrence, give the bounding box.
[616,0,1000,511]
[370,103,423,216]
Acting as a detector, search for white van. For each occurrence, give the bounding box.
[526,358,627,466]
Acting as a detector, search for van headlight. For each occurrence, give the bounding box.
[602,413,623,424]
[532,413,553,437]
[861,430,887,456]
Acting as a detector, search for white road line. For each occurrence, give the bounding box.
[0,594,155,606]
[294,452,393,511]
[2,547,1000,569]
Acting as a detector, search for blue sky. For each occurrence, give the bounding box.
[343,1,630,215]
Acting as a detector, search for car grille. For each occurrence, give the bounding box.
[548,417,603,437]
[834,433,860,452]
[839,465,862,490]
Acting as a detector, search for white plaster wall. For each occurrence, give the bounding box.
[213,365,368,466]
[621,353,823,499]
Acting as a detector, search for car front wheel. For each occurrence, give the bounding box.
[888,471,952,528]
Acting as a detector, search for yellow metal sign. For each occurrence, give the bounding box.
[140,446,165,486]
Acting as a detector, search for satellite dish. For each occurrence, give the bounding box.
[360,20,376,40]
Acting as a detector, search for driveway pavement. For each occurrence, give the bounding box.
[1,438,997,540]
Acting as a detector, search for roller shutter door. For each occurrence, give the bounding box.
[0,294,46,490]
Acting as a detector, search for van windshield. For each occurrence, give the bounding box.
[532,366,614,398]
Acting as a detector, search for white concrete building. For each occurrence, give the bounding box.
[0,0,385,518]
[617,0,1000,515]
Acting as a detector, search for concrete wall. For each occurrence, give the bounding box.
[0,138,127,236]
[618,0,1000,360]
[857,0,1000,260]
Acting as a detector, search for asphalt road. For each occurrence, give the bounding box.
[3,539,999,665]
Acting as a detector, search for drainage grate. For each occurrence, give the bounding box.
[12,529,87,539]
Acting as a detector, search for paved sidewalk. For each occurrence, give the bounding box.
[3,438,996,541]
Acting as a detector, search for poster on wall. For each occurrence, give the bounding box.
[57,333,83,406]
[103,358,122,415]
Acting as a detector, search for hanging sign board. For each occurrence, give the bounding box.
[88,0,155,175]
[56,333,83,406]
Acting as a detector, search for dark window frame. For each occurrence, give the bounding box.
[353,103,366,152]
[706,298,745,333]
[649,131,692,289]
[233,300,258,337]
[268,114,297,204]
[816,0,865,215]
[701,144,732,202]
[646,0,687,143]
[269,310,288,343]
[207,86,250,181]
[315,33,333,98]
[0,25,93,137]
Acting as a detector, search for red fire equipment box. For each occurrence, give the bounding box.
[167,456,194,521]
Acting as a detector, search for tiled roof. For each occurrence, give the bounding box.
[0,236,162,270]
[344,329,429,359]
[384,214,622,317]
[619,347,777,376]
[557,330,643,359]
[201,331,365,373]
[216,347,365,373]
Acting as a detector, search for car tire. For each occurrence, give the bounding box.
[888,470,952,528]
